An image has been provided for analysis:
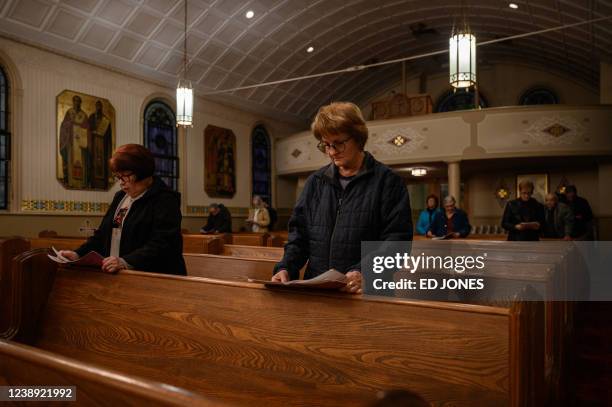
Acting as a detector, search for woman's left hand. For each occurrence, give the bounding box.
[341,270,362,295]
[102,256,126,274]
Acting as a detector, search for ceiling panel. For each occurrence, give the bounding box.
[0,0,609,124]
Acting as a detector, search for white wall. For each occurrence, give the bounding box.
[0,37,302,220]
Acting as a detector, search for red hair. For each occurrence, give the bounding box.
[109,144,155,181]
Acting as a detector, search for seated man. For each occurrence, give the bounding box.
[542,193,574,240]
[501,180,545,241]
[200,203,232,233]
[427,196,471,238]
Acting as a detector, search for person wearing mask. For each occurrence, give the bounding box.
[246,195,270,233]
[416,194,441,235]
[542,193,574,240]
[563,185,594,240]
[501,180,545,241]
[272,102,412,293]
[427,196,471,238]
[200,203,232,233]
[59,144,186,275]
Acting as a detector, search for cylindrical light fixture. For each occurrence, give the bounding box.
[176,79,193,127]
[411,168,427,177]
[449,32,476,88]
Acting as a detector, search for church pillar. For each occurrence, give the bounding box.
[447,161,461,207]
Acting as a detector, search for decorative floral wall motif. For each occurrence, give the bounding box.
[524,115,585,145]
[370,127,426,157]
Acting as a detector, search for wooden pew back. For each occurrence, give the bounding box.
[29,237,85,251]
[0,237,30,336]
[7,250,544,407]
[0,340,219,406]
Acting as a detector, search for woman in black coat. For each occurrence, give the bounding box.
[60,144,186,275]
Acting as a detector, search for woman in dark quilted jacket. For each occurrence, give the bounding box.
[272,102,413,294]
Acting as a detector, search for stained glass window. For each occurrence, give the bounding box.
[0,66,10,210]
[143,101,178,191]
[435,88,488,113]
[519,87,559,105]
[251,125,271,204]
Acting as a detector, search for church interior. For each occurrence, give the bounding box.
[0,0,611,405]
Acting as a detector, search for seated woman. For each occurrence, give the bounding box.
[60,144,186,275]
[246,195,270,233]
[416,194,441,235]
[427,196,471,238]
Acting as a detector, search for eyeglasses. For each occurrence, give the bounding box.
[317,138,351,154]
[113,172,134,183]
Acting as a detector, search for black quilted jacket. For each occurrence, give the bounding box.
[274,152,413,280]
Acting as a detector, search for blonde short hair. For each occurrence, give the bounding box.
[311,102,368,150]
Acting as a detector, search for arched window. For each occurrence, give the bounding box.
[435,88,488,113]
[519,87,559,105]
[251,125,271,204]
[0,66,9,210]
[143,101,178,191]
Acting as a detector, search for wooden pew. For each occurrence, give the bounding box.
[267,231,288,247]
[6,249,544,407]
[182,235,224,254]
[0,340,220,406]
[231,233,269,246]
[0,238,30,336]
[184,253,277,281]
[222,244,283,261]
[29,237,86,251]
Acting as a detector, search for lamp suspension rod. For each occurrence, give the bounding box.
[203,14,612,96]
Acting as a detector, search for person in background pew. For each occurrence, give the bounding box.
[272,102,412,293]
[501,180,545,241]
[416,194,441,235]
[263,198,278,231]
[426,195,471,238]
[542,193,574,240]
[59,144,186,275]
[246,195,271,233]
[562,185,594,240]
[200,203,232,233]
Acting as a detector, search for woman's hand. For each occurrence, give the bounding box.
[341,270,362,295]
[272,269,289,282]
[58,250,79,261]
[102,256,126,274]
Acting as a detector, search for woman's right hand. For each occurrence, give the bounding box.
[272,269,289,282]
[58,250,79,261]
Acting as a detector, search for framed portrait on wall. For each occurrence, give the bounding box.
[516,173,548,203]
[204,124,236,198]
[56,90,115,190]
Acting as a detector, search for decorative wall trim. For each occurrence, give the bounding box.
[185,206,293,217]
[21,199,110,213]
[524,115,585,145]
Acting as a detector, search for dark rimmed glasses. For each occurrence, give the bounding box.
[316,138,351,154]
[112,172,134,183]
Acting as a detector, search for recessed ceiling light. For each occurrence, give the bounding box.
[509,3,519,9]
[306,46,314,53]
[245,10,255,19]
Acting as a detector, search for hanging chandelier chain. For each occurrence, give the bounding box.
[183,0,188,79]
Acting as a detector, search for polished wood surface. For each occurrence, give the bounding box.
[0,340,221,406]
[182,235,224,254]
[28,237,85,251]
[5,250,544,406]
[0,238,30,337]
[184,253,276,281]
[222,244,284,260]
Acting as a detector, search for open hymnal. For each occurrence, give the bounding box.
[249,269,348,290]
[47,246,104,268]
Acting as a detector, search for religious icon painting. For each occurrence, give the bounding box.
[204,124,236,198]
[56,90,115,190]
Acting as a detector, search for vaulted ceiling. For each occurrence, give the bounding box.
[0,0,610,124]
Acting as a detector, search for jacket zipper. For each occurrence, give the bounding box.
[328,192,344,270]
